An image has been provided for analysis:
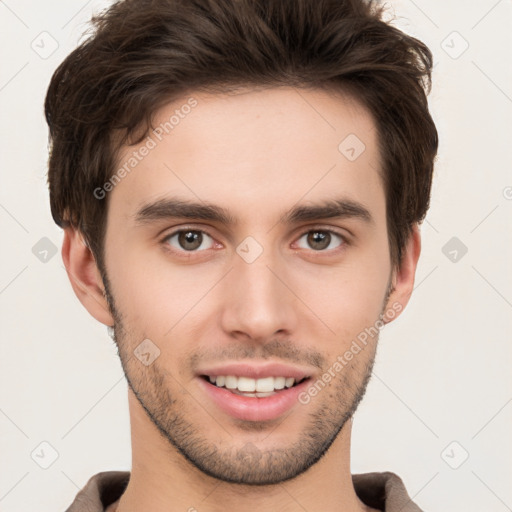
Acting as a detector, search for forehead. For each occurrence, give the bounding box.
[110,86,384,228]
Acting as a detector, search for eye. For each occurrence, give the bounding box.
[163,229,215,252]
[295,229,346,252]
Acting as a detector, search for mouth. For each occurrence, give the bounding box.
[197,373,312,422]
[200,374,310,398]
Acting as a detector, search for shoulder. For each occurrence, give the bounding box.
[352,471,423,512]
[65,471,130,512]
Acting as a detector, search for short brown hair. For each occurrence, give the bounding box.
[45,0,438,273]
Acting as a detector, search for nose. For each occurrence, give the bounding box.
[219,247,298,343]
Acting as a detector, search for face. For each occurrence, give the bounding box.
[100,86,397,485]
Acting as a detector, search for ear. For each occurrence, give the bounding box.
[382,224,422,324]
[61,227,114,326]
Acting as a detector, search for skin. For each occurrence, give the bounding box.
[62,86,421,512]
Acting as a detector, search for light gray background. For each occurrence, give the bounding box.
[1,1,511,511]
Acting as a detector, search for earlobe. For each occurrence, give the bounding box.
[61,227,114,326]
[382,224,422,324]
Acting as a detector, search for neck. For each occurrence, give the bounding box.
[113,390,374,512]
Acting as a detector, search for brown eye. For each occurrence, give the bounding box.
[165,230,214,252]
[297,230,345,251]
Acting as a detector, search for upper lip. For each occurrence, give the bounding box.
[197,361,313,380]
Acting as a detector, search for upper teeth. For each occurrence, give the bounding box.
[208,375,297,392]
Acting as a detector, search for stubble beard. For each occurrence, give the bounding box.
[102,273,384,486]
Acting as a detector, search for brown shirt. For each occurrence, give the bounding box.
[65,470,423,511]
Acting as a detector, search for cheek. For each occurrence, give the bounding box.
[293,255,390,342]
[106,245,222,336]
[105,248,167,329]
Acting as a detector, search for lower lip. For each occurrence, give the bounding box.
[197,377,311,422]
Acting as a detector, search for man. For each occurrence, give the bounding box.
[45,0,438,510]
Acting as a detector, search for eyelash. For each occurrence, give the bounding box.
[160,226,349,257]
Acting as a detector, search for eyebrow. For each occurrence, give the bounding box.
[133,196,374,227]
